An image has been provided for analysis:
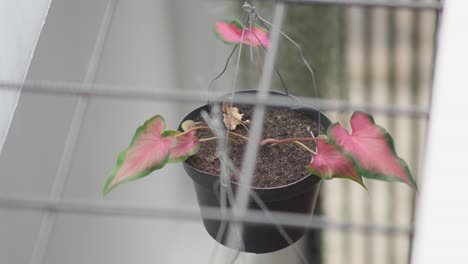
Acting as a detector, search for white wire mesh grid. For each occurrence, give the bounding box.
[0,0,441,263]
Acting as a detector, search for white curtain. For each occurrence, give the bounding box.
[0,0,52,153]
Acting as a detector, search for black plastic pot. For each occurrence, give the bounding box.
[180,90,331,254]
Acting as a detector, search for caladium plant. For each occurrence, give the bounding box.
[328,112,417,190]
[214,19,270,48]
[103,109,417,194]
[103,19,417,194]
[103,118,199,195]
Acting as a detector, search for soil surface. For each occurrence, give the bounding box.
[186,105,326,188]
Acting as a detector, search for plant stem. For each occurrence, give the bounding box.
[175,126,211,137]
[181,126,321,155]
[256,45,263,76]
[199,137,218,143]
[292,141,316,154]
[199,137,245,144]
[176,125,250,142]
[228,131,250,141]
[261,137,326,145]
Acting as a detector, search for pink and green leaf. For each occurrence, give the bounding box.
[249,23,270,48]
[328,112,417,191]
[163,120,200,163]
[103,115,175,195]
[214,19,270,48]
[306,138,365,187]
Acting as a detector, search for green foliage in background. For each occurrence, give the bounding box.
[239,3,346,99]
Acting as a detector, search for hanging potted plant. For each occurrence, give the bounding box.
[102,19,417,254]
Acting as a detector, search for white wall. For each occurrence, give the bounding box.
[0,0,51,153]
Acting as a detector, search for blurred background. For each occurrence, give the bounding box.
[0,0,439,263]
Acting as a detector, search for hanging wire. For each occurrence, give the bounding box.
[221,11,253,253]
[207,44,239,93]
[224,0,286,252]
[202,132,310,263]
[201,108,244,262]
[252,3,325,131]
[206,0,290,99]
[221,11,252,166]
[251,30,289,95]
[256,14,319,98]
[249,191,310,264]
[251,2,326,141]
[244,1,290,95]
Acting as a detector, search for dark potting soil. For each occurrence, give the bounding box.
[186,105,326,188]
